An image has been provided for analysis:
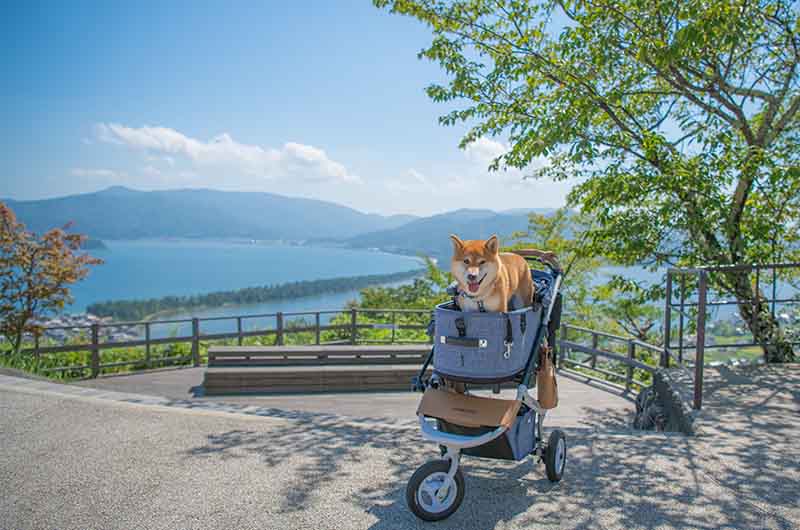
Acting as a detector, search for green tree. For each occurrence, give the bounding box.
[375,0,800,361]
[0,203,102,354]
[507,208,603,325]
[592,277,662,343]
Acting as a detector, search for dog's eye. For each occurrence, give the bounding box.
[463,258,469,265]
[479,260,486,265]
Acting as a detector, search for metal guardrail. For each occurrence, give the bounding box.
[14,308,432,378]
[664,262,800,409]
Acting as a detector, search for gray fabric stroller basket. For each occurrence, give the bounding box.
[433,302,542,383]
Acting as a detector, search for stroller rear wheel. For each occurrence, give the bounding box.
[406,459,465,521]
[545,429,567,482]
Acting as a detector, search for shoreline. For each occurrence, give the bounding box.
[86,269,426,322]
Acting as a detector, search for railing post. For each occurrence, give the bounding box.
[90,323,100,378]
[315,312,321,345]
[677,274,686,366]
[276,312,284,346]
[237,317,243,346]
[663,270,672,368]
[144,322,151,368]
[558,325,568,370]
[753,266,760,353]
[391,311,397,344]
[694,270,708,410]
[350,308,357,345]
[626,340,635,392]
[590,333,598,369]
[191,318,200,367]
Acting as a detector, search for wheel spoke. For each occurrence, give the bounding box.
[417,472,456,514]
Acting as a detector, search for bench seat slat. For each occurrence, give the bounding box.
[208,345,429,354]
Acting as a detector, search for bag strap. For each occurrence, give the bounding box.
[455,317,467,337]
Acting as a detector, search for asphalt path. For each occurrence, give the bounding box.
[71,367,635,431]
[1,366,797,530]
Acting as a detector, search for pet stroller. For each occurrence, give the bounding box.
[408,249,565,521]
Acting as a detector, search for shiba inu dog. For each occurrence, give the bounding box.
[449,234,534,312]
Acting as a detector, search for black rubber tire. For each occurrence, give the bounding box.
[406,459,465,521]
[544,429,567,482]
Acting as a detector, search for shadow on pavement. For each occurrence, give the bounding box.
[178,397,795,530]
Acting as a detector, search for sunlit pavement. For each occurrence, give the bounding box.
[1,366,797,530]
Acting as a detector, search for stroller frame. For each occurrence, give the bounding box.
[408,250,565,521]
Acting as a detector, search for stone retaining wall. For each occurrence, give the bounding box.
[634,368,696,435]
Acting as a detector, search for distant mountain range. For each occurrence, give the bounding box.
[3,186,554,260]
[341,208,555,262]
[3,186,416,241]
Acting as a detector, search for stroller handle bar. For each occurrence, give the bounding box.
[418,415,508,449]
[512,249,561,273]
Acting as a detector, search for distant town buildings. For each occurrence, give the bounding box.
[29,313,141,343]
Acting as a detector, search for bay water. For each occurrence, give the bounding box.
[69,240,424,337]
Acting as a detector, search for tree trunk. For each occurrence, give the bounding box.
[726,272,795,363]
[10,329,23,356]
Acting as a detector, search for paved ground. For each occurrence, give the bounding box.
[71,366,636,431]
[1,365,798,530]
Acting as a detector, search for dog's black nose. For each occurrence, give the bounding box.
[467,273,477,281]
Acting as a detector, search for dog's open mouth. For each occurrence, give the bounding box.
[467,274,486,293]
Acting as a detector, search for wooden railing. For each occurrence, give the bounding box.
[16,308,432,378]
[558,324,703,407]
[11,309,704,406]
[558,324,659,394]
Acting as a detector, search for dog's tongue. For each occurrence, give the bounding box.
[467,282,480,293]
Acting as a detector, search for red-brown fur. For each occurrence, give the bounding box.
[450,234,534,312]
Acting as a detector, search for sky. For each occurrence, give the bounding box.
[0,0,571,216]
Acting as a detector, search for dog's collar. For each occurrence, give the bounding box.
[458,291,486,312]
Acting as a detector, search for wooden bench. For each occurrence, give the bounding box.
[203,344,432,394]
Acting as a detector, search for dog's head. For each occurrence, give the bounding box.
[450,234,500,296]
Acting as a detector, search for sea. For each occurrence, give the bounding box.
[65,239,792,339]
[68,240,424,335]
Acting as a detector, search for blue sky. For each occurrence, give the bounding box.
[0,1,571,215]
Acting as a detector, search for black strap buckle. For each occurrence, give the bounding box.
[455,317,467,337]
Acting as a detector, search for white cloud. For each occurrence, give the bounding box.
[94,123,359,183]
[464,136,549,180]
[407,168,431,187]
[464,137,509,165]
[384,168,437,193]
[144,154,175,167]
[70,168,124,179]
[142,165,161,177]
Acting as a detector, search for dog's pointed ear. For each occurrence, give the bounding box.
[450,234,464,254]
[485,235,499,254]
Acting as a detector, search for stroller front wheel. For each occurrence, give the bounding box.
[406,459,465,521]
[545,429,567,482]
